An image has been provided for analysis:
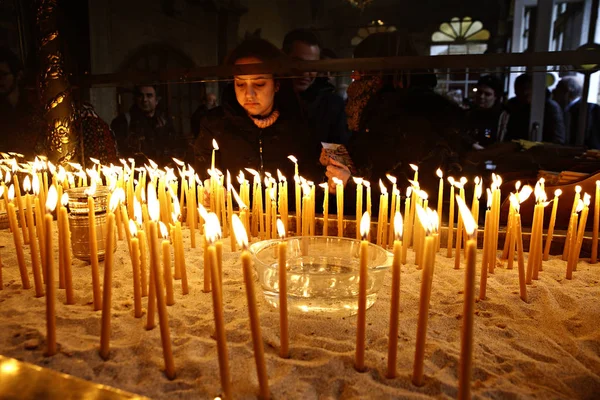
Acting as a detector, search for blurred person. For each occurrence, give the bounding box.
[111,84,180,165]
[553,76,600,148]
[466,75,504,149]
[282,29,350,147]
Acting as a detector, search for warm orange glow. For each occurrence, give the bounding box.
[394,211,403,241]
[583,193,591,206]
[379,179,387,195]
[232,214,248,248]
[159,221,169,239]
[419,190,428,201]
[109,188,123,212]
[277,219,285,239]
[475,180,483,199]
[460,177,467,185]
[486,188,493,209]
[575,185,582,194]
[129,220,138,237]
[287,155,298,164]
[415,205,430,234]
[406,186,412,197]
[360,211,370,239]
[363,180,370,189]
[509,193,520,212]
[204,212,222,244]
[576,199,584,213]
[332,177,343,186]
[147,183,159,222]
[518,185,533,203]
[32,174,40,195]
[409,164,418,172]
[318,182,328,190]
[447,176,455,185]
[386,174,397,185]
[554,189,562,197]
[198,204,209,220]
[61,193,69,207]
[212,139,219,151]
[456,195,477,236]
[277,169,284,182]
[436,168,443,178]
[8,184,14,201]
[46,185,58,213]
[23,176,31,193]
[352,177,363,185]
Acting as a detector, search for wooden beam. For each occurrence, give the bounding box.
[80,50,600,87]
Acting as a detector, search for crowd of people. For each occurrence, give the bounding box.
[1,30,600,201]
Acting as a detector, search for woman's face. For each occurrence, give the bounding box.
[234,57,278,117]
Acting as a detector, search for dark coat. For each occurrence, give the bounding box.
[465,104,503,147]
[301,77,350,149]
[193,84,322,184]
[565,99,600,149]
[502,97,566,144]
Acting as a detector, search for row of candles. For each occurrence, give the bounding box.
[0,148,600,399]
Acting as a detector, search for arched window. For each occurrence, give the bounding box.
[430,17,490,55]
[351,20,397,46]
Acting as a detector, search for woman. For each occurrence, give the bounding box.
[194,38,320,182]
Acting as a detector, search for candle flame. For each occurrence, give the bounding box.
[172,158,185,166]
[583,193,591,206]
[596,180,599,187]
[408,179,419,188]
[8,184,14,201]
[363,180,370,188]
[509,193,520,212]
[226,170,232,191]
[23,175,31,192]
[232,186,247,209]
[379,179,387,194]
[232,214,248,248]
[554,189,562,197]
[85,176,97,197]
[61,193,69,207]
[474,176,480,185]
[147,183,159,222]
[409,164,418,172]
[89,157,100,165]
[4,170,10,184]
[148,159,158,170]
[430,210,439,233]
[456,195,477,236]
[360,211,370,239]
[204,212,222,243]
[302,182,311,197]
[109,188,123,212]
[575,185,582,194]
[475,181,483,199]
[318,182,327,190]
[576,199,584,213]
[447,176,455,185]
[419,190,428,200]
[352,177,363,185]
[198,204,209,220]
[46,185,58,213]
[332,177,343,186]
[159,221,169,239]
[460,176,467,185]
[394,211,403,241]
[277,218,285,239]
[436,168,443,178]
[277,169,284,182]
[486,188,492,208]
[287,155,297,164]
[406,186,412,197]
[129,220,137,237]
[386,174,397,185]
[518,185,533,203]
[415,205,431,234]
[212,139,219,151]
[134,198,142,225]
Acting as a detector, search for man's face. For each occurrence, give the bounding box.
[552,81,569,109]
[474,85,497,109]
[288,41,320,93]
[0,62,17,97]
[134,86,158,115]
[515,82,532,104]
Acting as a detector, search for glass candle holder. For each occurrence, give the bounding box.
[66,186,116,262]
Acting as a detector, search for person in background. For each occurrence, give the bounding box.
[319,48,338,88]
[0,47,44,158]
[193,38,321,184]
[553,75,600,149]
[282,29,350,147]
[498,73,565,144]
[111,85,180,165]
[466,74,504,149]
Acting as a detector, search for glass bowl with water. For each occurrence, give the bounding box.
[250,236,391,316]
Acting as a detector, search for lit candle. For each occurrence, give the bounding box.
[410,163,419,183]
[60,193,73,304]
[502,181,520,260]
[275,219,290,359]
[479,199,491,301]
[44,186,58,356]
[563,185,582,260]
[401,187,412,263]
[159,222,175,306]
[205,213,231,396]
[211,138,219,171]
[33,174,46,283]
[86,177,102,310]
[355,211,370,372]
[13,173,30,245]
[454,181,465,269]
[436,168,444,250]
[565,201,582,280]
[354,177,363,240]
[289,156,301,236]
[527,182,546,282]
[591,181,599,264]
[128,221,142,318]
[319,183,329,236]
[377,180,388,246]
[365,180,372,220]
[568,195,591,277]
[333,177,344,237]
[412,205,436,386]
[233,215,269,399]
[23,177,43,297]
[456,195,478,400]
[387,175,397,247]
[147,183,176,379]
[489,175,502,273]
[446,177,455,258]
[7,185,30,289]
[387,211,403,378]
[99,190,120,360]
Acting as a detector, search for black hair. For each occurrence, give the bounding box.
[282,29,322,55]
[477,74,503,97]
[0,46,23,76]
[133,84,159,97]
[514,73,532,89]
[225,37,285,67]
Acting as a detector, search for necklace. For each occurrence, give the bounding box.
[250,110,280,129]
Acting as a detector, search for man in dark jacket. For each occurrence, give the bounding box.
[553,76,600,149]
[111,85,180,165]
[282,29,350,148]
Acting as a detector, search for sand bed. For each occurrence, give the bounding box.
[1,224,600,399]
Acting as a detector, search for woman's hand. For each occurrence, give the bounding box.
[325,158,351,194]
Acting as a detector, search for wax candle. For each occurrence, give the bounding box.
[86,181,102,310]
[289,156,302,236]
[365,180,372,220]
[479,208,491,301]
[159,222,175,306]
[23,177,43,297]
[569,195,590,276]
[226,172,236,252]
[13,174,29,245]
[44,186,58,356]
[148,183,176,379]
[205,213,231,396]
[355,211,370,372]
[33,180,46,283]
[401,187,412,263]
[446,178,455,258]
[60,193,74,304]
[412,205,436,386]
[387,211,403,379]
[454,182,465,269]
[128,221,142,318]
[274,219,290,359]
[333,177,344,237]
[232,215,269,398]
[377,180,388,246]
[456,195,478,400]
[137,227,149,298]
[591,181,599,264]
[265,180,272,240]
[7,185,30,289]
[100,193,119,360]
[565,206,580,280]
[563,185,582,260]
[319,183,328,237]
[410,163,419,183]
[436,168,444,249]
[353,177,363,240]
[176,220,188,295]
[387,175,397,246]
